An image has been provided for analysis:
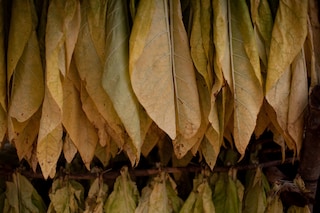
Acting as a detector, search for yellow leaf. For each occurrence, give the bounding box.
[7,0,44,122]
[266,0,308,93]
[63,134,77,163]
[229,0,264,155]
[63,73,98,170]
[9,109,41,161]
[38,0,80,179]
[173,73,209,158]
[86,0,107,63]
[130,0,201,140]
[80,86,111,147]
[250,0,273,67]
[190,0,213,89]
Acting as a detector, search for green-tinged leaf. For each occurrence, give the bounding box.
[229,0,264,155]
[95,139,119,167]
[243,168,269,213]
[130,0,201,140]
[84,178,108,213]
[180,175,215,213]
[136,172,183,213]
[62,62,98,170]
[48,179,84,213]
[0,0,6,143]
[4,173,46,213]
[75,2,126,149]
[212,172,241,213]
[266,0,308,92]
[103,0,152,165]
[251,0,273,67]
[287,205,311,213]
[190,0,213,89]
[104,166,139,213]
[38,0,80,179]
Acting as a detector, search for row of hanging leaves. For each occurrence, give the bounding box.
[0,0,316,179]
[0,161,311,213]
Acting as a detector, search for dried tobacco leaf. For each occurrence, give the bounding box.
[129,0,201,141]
[62,60,98,170]
[135,172,183,213]
[84,177,108,213]
[180,174,215,213]
[104,166,139,213]
[228,0,263,156]
[102,0,152,165]
[242,168,270,213]
[7,0,44,161]
[48,178,85,213]
[38,0,80,179]
[3,173,46,213]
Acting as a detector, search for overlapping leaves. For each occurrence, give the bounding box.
[0,0,312,180]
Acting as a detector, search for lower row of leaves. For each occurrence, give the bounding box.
[0,166,311,213]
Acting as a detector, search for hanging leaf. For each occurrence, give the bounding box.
[102,0,152,165]
[0,0,6,143]
[266,0,308,93]
[200,126,221,169]
[265,0,308,154]
[6,0,44,163]
[75,1,126,150]
[104,166,139,213]
[62,60,98,170]
[38,0,80,179]
[3,173,46,213]
[305,17,318,89]
[129,0,201,140]
[172,72,209,159]
[7,0,44,123]
[80,85,111,147]
[228,0,264,155]
[180,174,216,213]
[63,134,78,163]
[250,0,273,67]
[210,0,233,148]
[48,178,85,213]
[190,0,213,89]
[212,171,243,213]
[242,168,270,213]
[84,177,108,213]
[135,172,183,213]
